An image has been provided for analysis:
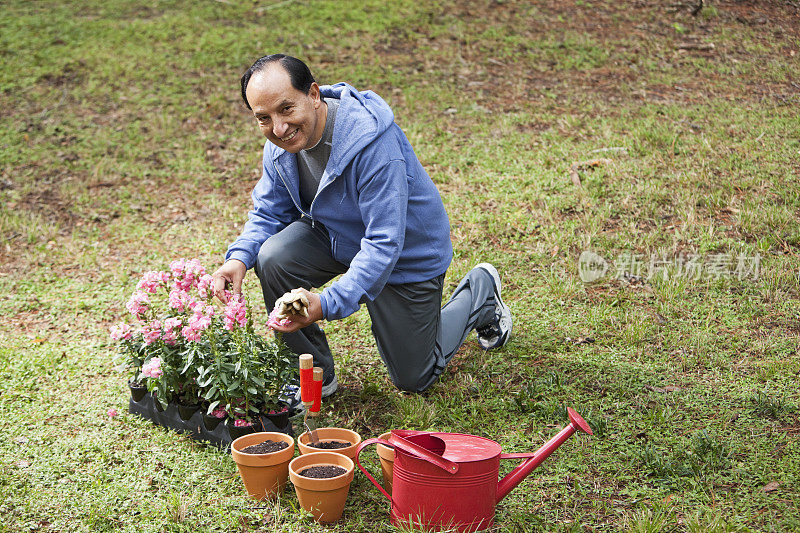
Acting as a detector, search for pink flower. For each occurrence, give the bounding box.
[142,357,163,378]
[162,317,182,346]
[188,312,212,331]
[107,408,118,418]
[125,291,150,319]
[182,325,201,342]
[110,322,133,341]
[168,288,196,312]
[163,317,183,331]
[136,270,170,294]
[211,407,227,419]
[171,258,206,291]
[169,258,186,278]
[162,328,178,346]
[267,307,292,329]
[233,419,253,427]
[142,320,162,346]
[197,274,214,299]
[185,258,206,278]
[223,295,247,330]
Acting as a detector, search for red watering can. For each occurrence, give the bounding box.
[355,407,592,532]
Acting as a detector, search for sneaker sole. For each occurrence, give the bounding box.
[474,263,513,348]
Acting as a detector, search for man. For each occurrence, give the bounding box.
[212,54,512,405]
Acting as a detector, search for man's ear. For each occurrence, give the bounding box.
[309,82,322,108]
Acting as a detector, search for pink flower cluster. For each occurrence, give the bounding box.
[109,323,133,341]
[181,305,215,342]
[125,291,150,318]
[211,407,227,419]
[136,270,170,294]
[168,288,195,312]
[197,274,214,299]
[224,295,247,330]
[233,419,253,427]
[182,326,201,342]
[162,317,183,346]
[142,320,162,346]
[113,259,259,349]
[170,258,207,292]
[267,307,291,329]
[142,357,163,378]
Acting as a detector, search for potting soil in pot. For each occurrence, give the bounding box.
[299,465,347,478]
[241,439,290,454]
[307,440,350,449]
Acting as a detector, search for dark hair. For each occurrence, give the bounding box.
[240,54,315,110]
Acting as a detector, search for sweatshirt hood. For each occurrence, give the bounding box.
[318,82,395,175]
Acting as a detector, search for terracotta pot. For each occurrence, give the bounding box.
[231,432,295,500]
[289,452,354,524]
[297,427,361,459]
[377,431,395,494]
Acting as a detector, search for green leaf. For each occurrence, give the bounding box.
[207,400,220,414]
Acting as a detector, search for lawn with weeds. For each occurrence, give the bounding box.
[1,1,799,531]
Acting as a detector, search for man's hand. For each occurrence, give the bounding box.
[212,259,246,304]
[271,288,323,333]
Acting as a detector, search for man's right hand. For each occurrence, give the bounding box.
[212,259,247,304]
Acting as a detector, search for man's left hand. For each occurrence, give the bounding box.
[271,288,323,333]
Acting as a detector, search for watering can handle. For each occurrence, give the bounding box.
[388,433,460,474]
[355,438,392,501]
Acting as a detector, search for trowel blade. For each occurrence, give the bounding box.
[304,412,320,445]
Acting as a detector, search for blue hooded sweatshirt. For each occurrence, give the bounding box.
[225,82,453,320]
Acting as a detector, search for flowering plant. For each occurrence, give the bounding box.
[110,258,296,423]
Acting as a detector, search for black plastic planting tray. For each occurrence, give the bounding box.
[128,392,293,448]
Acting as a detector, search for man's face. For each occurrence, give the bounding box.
[246,64,324,153]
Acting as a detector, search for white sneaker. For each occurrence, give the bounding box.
[474,263,513,349]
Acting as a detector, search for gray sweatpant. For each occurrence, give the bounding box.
[254,218,496,392]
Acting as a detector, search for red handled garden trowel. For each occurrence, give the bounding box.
[299,354,322,445]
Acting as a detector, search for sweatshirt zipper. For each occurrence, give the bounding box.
[272,158,315,227]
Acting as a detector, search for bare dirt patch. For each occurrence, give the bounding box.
[372,0,798,112]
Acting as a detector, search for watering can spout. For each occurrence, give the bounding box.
[496,407,592,503]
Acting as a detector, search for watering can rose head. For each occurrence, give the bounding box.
[110,258,297,418]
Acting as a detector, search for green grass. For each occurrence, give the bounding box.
[1,0,799,531]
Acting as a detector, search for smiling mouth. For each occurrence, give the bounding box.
[281,128,299,142]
